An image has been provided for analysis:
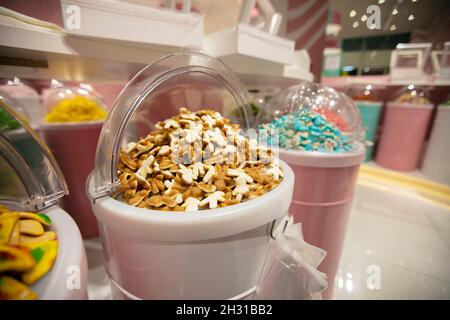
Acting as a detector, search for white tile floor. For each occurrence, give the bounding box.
[85,178,450,300]
[333,181,450,299]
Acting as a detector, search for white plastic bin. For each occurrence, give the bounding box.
[88,161,293,299]
[32,206,88,299]
[86,49,295,299]
[422,105,450,185]
[0,97,88,300]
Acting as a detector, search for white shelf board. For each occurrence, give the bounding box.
[204,23,295,66]
[0,16,312,86]
[204,24,312,87]
[0,65,52,80]
[0,16,181,82]
[321,75,450,88]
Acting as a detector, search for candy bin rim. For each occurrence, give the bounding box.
[87,160,294,241]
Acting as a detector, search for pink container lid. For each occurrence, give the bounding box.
[276,142,365,168]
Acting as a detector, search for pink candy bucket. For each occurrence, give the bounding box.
[40,121,103,238]
[277,145,365,299]
[376,102,433,172]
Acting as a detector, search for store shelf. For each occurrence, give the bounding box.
[0,65,52,80]
[0,14,312,86]
[321,75,450,89]
[0,17,182,82]
[204,23,313,87]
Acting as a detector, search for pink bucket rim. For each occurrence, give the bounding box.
[386,102,434,110]
[275,142,365,168]
[291,196,353,207]
[39,120,104,131]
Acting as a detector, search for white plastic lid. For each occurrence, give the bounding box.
[257,81,363,152]
[89,48,254,201]
[0,94,68,211]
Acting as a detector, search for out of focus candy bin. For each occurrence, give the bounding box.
[258,81,365,299]
[376,85,433,171]
[86,50,295,299]
[348,85,383,161]
[39,86,107,238]
[422,97,450,185]
[0,96,87,299]
[0,77,41,125]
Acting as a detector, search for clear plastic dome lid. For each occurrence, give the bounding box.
[0,77,39,98]
[393,85,431,105]
[89,48,253,201]
[0,94,68,211]
[347,84,380,102]
[42,85,107,124]
[257,81,363,153]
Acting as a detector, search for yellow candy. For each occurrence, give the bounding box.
[18,212,51,226]
[0,276,38,300]
[0,245,35,273]
[45,96,107,123]
[9,222,20,246]
[19,219,44,236]
[20,231,57,246]
[22,240,58,285]
[0,211,19,245]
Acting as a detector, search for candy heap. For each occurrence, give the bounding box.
[45,96,107,123]
[0,107,20,131]
[396,90,429,105]
[259,109,353,152]
[0,205,58,300]
[118,108,283,212]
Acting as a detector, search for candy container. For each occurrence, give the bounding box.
[0,96,87,299]
[0,77,41,125]
[421,95,450,185]
[39,86,107,238]
[376,85,433,171]
[86,49,296,299]
[348,85,383,161]
[258,81,365,299]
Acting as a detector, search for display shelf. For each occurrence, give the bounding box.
[0,65,52,80]
[0,17,179,82]
[0,15,312,86]
[204,23,313,87]
[321,75,450,88]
